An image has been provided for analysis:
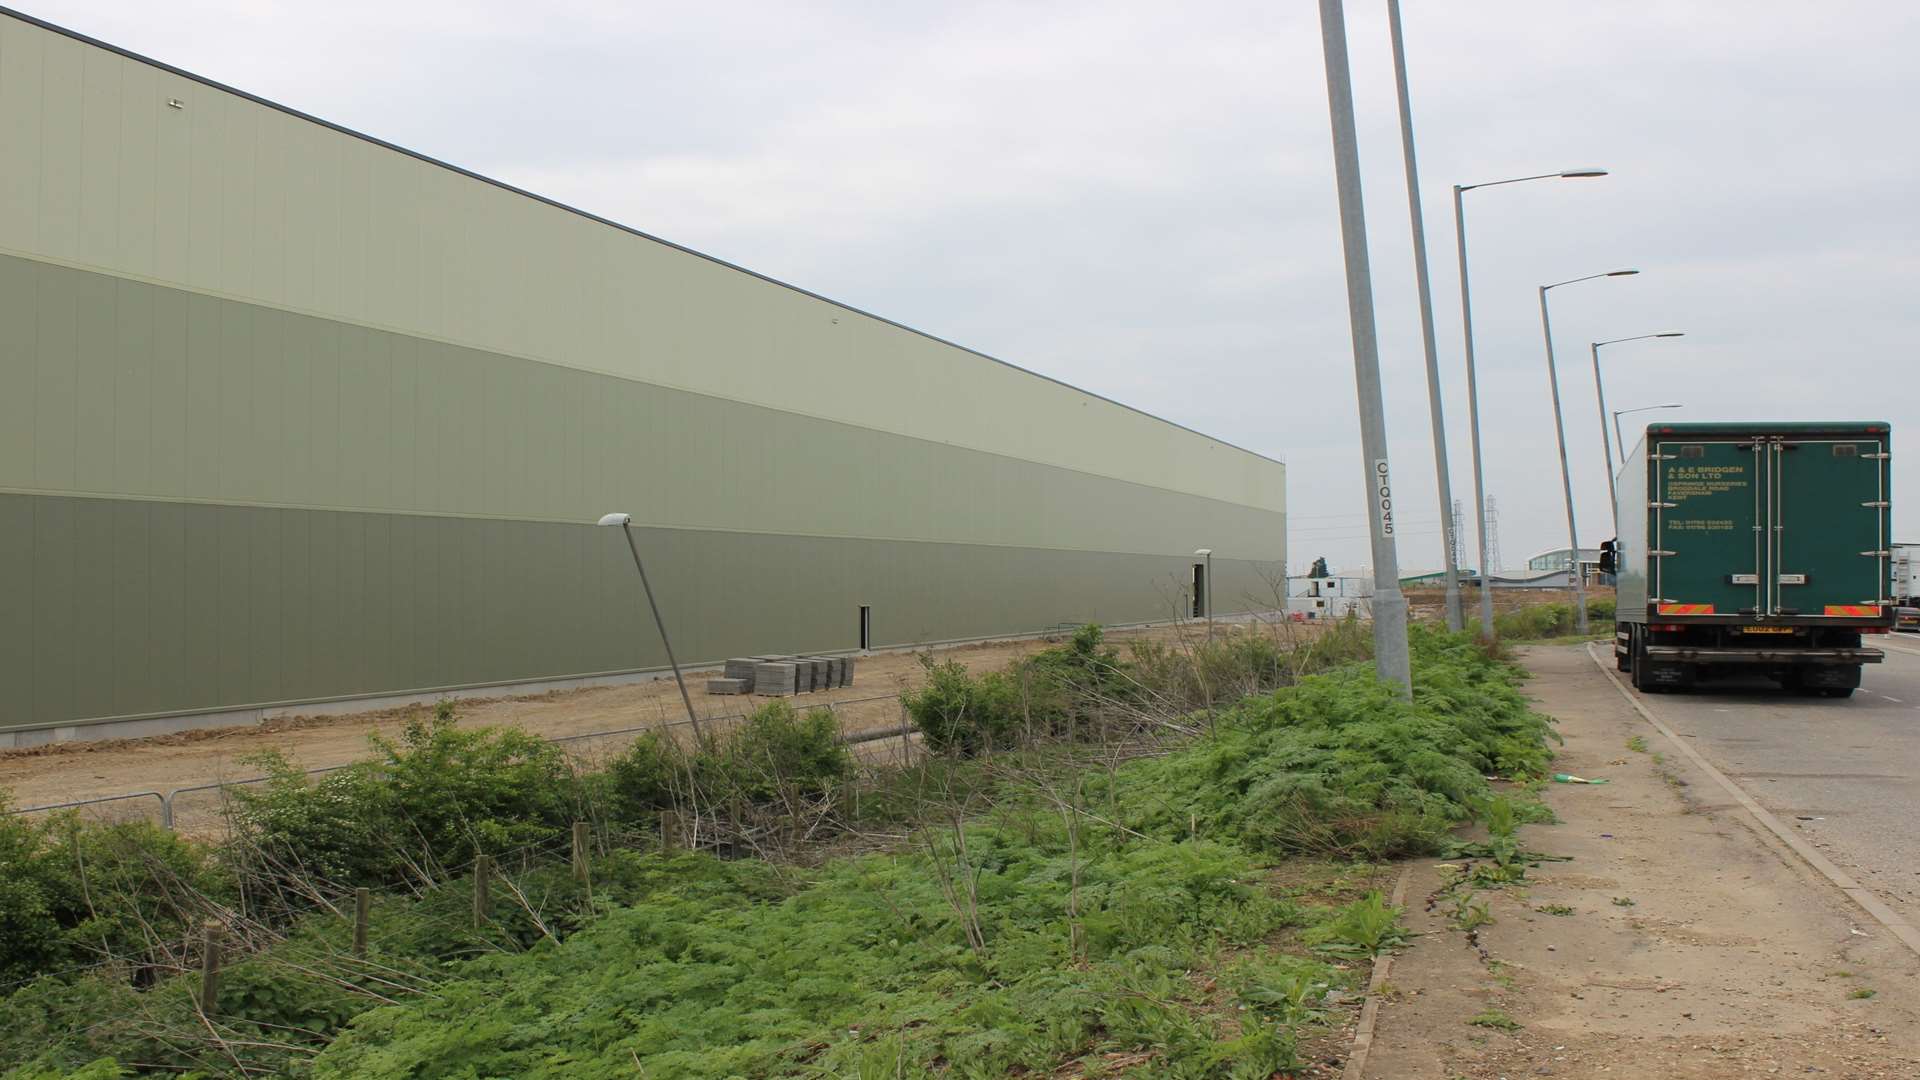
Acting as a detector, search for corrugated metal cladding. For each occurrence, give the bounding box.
[0,9,1287,737]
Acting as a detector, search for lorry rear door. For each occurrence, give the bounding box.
[1654,439,1762,615]
[1771,435,1887,616]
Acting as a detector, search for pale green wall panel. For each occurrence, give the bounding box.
[0,11,1283,513]
[0,252,1283,562]
[0,251,30,473]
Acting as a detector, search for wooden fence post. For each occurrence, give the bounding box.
[353,887,371,956]
[661,809,684,852]
[572,822,591,886]
[473,855,493,929]
[197,921,223,1016]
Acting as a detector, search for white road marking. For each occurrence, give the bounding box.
[1886,697,1906,704]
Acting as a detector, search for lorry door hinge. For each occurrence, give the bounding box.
[1862,501,1891,508]
[1652,454,1678,461]
[1777,573,1808,585]
[1865,452,1891,460]
[1649,501,1677,509]
[1862,550,1891,557]
[1649,550,1677,557]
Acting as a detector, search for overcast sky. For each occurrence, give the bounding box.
[27,0,1919,576]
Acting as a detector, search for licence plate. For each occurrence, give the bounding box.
[1741,626,1796,634]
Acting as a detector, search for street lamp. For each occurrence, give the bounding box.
[1316,0,1412,695]
[597,512,702,738]
[1194,548,1214,642]
[1591,333,1685,508]
[1539,269,1639,636]
[1385,0,1463,631]
[1611,404,1684,465]
[1453,167,1608,639]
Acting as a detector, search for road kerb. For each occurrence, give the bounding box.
[1584,642,1920,959]
[1340,865,1412,1080]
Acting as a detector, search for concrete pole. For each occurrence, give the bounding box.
[1453,186,1498,640]
[1316,0,1412,696]
[1537,287,1590,634]
[619,523,704,739]
[1386,0,1463,632]
[1591,342,1618,514]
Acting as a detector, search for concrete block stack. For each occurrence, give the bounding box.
[752,661,800,696]
[717,653,858,697]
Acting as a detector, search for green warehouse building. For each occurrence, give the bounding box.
[0,8,1287,746]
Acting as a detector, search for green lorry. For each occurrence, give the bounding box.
[1602,421,1894,697]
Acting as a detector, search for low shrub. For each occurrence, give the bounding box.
[0,801,220,990]
[707,700,853,804]
[606,701,854,817]
[229,710,583,893]
[901,656,1031,755]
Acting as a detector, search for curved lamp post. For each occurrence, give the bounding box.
[1611,403,1685,466]
[1454,167,1608,637]
[1539,269,1639,635]
[598,512,702,738]
[1591,333,1686,508]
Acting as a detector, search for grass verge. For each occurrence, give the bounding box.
[1,623,1555,1079]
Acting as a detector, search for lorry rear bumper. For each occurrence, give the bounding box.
[1643,646,1884,665]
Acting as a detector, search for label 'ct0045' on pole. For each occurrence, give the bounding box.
[1374,459,1394,538]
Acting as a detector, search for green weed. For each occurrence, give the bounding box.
[1469,1009,1521,1031]
[1304,892,1407,957]
[1626,735,1648,753]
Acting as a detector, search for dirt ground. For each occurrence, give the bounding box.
[0,620,1240,833]
[1363,644,1920,1079]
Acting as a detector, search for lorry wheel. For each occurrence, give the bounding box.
[1820,687,1856,699]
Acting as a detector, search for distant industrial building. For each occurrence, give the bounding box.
[0,10,1286,743]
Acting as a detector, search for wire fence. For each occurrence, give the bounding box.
[5,693,913,832]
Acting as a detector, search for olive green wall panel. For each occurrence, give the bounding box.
[0,251,1283,562]
[0,492,1281,730]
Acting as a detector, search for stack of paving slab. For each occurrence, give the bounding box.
[718,654,856,696]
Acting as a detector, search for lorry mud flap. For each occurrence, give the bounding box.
[1798,664,1862,690]
[1642,661,1694,690]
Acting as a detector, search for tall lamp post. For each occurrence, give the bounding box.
[1591,333,1685,507]
[1611,404,1685,467]
[1539,269,1640,635]
[1385,0,1463,631]
[1317,0,1411,694]
[1454,168,1609,638]
[597,512,702,738]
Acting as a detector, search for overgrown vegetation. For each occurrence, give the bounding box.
[1097,628,1558,860]
[0,619,1558,1078]
[1481,597,1616,641]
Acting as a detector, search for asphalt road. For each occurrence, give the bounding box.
[1622,633,1920,923]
